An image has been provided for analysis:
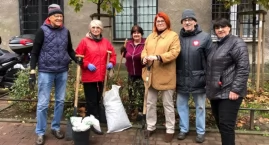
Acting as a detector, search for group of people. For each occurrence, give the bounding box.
[29,3,249,145]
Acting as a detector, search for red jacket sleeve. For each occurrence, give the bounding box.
[75,39,88,69]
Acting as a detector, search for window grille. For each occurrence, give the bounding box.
[113,0,158,40]
[211,0,259,39]
[19,0,64,34]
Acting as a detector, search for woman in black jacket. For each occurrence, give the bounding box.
[206,18,249,145]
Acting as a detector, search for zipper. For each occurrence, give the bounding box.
[187,37,191,92]
[131,44,136,75]
[210,43,225,86]
[98,43,101,77]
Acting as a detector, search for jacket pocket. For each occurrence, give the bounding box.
[206,75,222,98]
[191,70,206,89]
[221,70,234,88]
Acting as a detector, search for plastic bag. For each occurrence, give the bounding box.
[104,85,132,133]
[70,115,101,132]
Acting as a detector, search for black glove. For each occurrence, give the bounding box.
[120,46,126,56]
[29,73,36,89]
[76,57,83,66]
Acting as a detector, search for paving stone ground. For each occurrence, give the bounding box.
[0,122,268,145]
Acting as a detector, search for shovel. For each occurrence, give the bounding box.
[65,55,84,141]
[98,51,112,124]
[73,55,84,117]
[133,61,153,145]
[115,38,128,81]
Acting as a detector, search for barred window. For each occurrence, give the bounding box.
[212,0,259,39]
[113,0,158,40]
[19,0,64,34]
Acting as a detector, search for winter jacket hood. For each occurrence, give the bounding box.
[180,25,202,37]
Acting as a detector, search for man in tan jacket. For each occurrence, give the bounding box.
[141,12,180,143]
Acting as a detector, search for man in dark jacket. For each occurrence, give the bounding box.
[176,9,211,143]
[29,4,77,145]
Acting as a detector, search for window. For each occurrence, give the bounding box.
[113,0,158,40]
[19,0,64,34]
[212,0,259,39]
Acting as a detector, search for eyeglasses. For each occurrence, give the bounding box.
[53,14,63,18]
[156,20,165,24]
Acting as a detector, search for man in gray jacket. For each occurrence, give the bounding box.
[176,9,212,143]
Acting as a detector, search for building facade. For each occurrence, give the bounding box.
[0,0,268,66]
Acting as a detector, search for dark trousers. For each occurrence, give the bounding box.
[210,97,243,145]
[83,82,103,118]
[128,75,144,112]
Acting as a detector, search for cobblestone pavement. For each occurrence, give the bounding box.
[0,122,269,145]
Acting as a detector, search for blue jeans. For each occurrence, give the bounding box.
[35,71,68,136]
[176,92,206,134]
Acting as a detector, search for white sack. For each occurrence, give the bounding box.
[104,85,132,133]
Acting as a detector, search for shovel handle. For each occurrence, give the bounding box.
[142,61,154,115]
[74,55,84,108]
[115,38,128,80]
[102,51,112,97]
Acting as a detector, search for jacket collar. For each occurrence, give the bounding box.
[217,34,231,45]
[180,24,202,37]
[128,38,146,48]
[43,18,63,29]
[153,29,170,39]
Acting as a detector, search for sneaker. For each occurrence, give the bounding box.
[35,135,45,145]
[164,133,174,143]
[177,132,188,140]
[51,129,64,139]
[196,134,205,143]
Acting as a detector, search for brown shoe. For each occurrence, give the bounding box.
[164,133,174,143]
[144,130,155,139]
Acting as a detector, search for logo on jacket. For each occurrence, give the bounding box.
[193,40,200,46]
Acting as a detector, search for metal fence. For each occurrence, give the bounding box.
[0,93,267,130]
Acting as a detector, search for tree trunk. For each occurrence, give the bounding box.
[251,0,256,87]
[97,0,101,20]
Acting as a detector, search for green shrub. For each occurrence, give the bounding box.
[9,68,38,112]
[9,62,86,117]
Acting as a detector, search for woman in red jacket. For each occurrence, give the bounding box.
[75,19,116,126]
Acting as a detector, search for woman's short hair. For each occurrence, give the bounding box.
[131,25,144,35]
[213,18,232,29]
[89,19,103,30]
[153,12,171,32]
